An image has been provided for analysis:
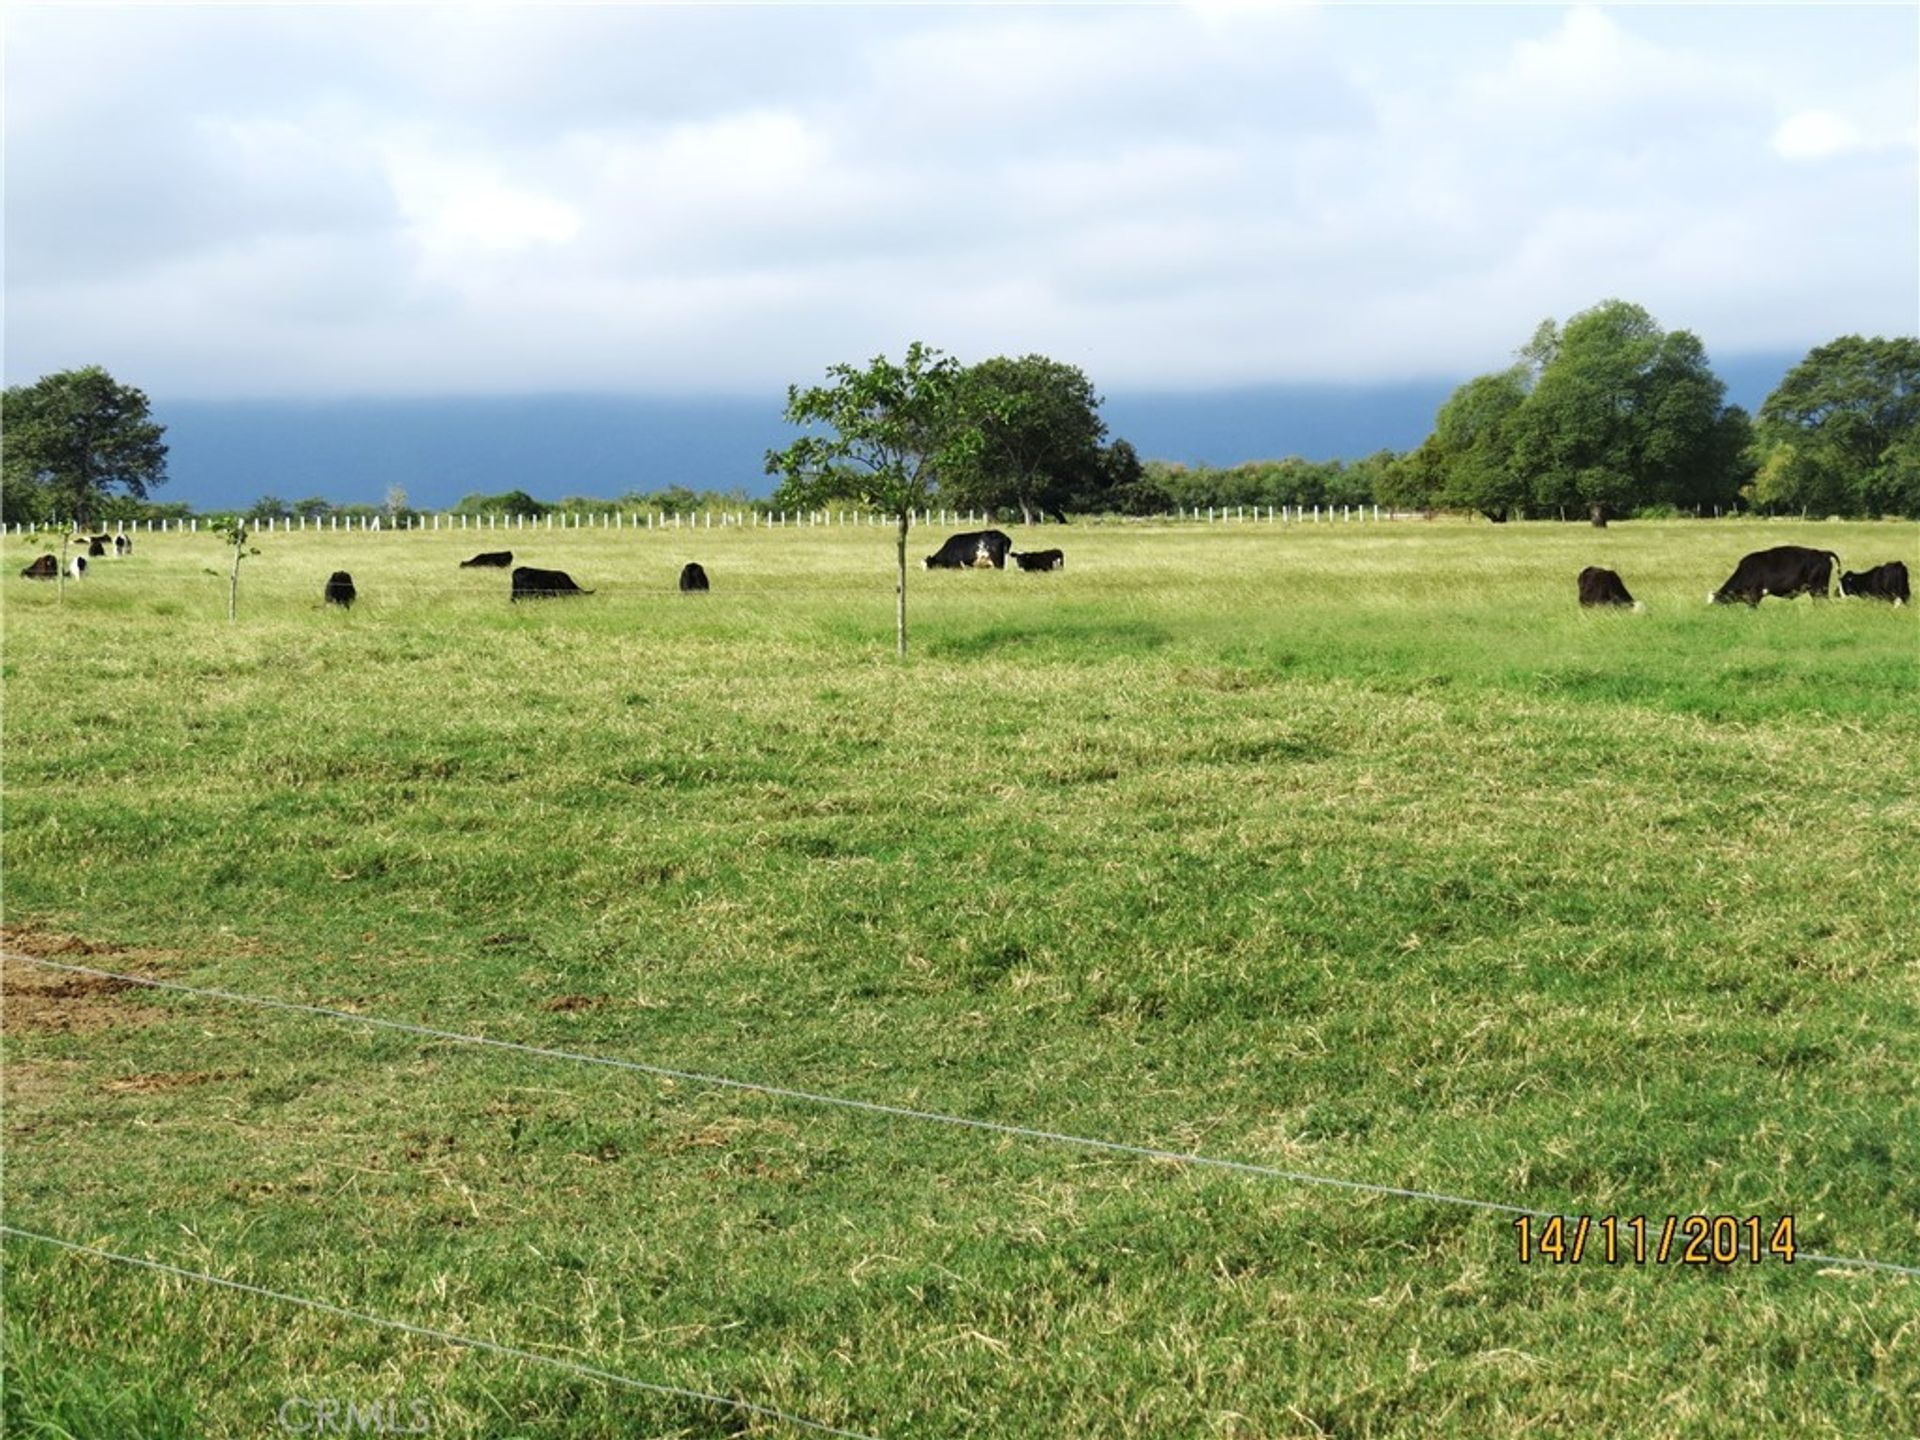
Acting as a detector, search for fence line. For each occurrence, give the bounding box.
[7,507,1428,537]
[0,1226,879,1440]
[13,955,1917,1281]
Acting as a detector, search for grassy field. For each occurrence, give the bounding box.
[3,516,1917,1438]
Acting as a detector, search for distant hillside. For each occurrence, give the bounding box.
[152,354,1800,511]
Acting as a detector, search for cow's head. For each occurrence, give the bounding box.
[1839,571,1865,598]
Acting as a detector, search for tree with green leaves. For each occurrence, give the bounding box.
[249,494,292,521]
[1751,336,1920,517]
[1416,301,1751,522]
[765,343,971,659]
[1507,300,1749,522]
[1430,368,1529,521]
[2,366,169,527]
[942,354,1108,524]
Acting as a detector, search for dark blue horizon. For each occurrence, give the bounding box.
[150,353,1801,512]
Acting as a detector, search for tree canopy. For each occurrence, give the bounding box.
[1412,300,1754,521]
[1751,336,1920,517]
[941,354,1108,523]
[3,366,169,527]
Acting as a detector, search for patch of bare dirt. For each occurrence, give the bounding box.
[0,932,171,1033]
[542,994,611,1013]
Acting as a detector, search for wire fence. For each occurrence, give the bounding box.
[1,1225,879,1440]
[12,953,1917,1282]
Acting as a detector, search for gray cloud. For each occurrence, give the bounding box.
[5,4,1914,397]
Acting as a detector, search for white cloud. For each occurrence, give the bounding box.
[1772,109,1865,162]
[3,4,1914,396]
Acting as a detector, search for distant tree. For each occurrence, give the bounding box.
[248,494,292,521]
[293,496,334,521]
[2,366,168,527]
[1506,300,1747,522]
[943,355,1108,523]
[454,488,548,518]
[1082,438,1151,513]
[1751,336,1920,517]
[384,485,411,525]
[1429,369,1529,521]
[1377,438,1446,514]
[1410,301,1751,521]
[766,342,972,659]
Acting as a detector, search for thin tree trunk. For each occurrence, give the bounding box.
[228,542,242,621]
[895,512,909,659]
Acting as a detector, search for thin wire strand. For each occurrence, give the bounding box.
[10,954,1917,1280]
[0,1226,879,1440]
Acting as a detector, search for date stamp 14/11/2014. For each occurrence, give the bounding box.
[1514,1215,1798,1266]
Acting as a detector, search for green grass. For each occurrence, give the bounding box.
[4,517,1917,1437]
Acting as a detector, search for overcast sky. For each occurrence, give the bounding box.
[6,3,1915,400]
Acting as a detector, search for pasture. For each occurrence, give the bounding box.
[3,518,1917,1438]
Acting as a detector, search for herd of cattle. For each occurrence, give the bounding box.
[15,532,1910,611]
[307,532,1064,606]
[17,532,133,580]
[1576,545,1909,609]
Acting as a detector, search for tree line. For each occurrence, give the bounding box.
[5,306,1915,532]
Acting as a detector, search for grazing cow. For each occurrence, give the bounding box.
[87,535,110,557]
[460,550,514,568]
[1839,561,1910,605]
[511,565,592,600]
[1012,549,1065,572]
[115,534,132,556]
[323,571,356,607]
[20,554,58,579]
[1709,546,1840,606]
[1577,566,1641,609]
[923,529,1014,570]
[679,562,710,593]
[67,556,87,580]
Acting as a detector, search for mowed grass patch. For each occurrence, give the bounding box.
[4,519,1918,1437]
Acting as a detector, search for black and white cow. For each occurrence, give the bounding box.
[511,565,592,600]
[460,550,514,568]
[678,562,710,593]
[1709,546,1840,606]
[323,571,357,607]
[1839,561,1910,605]
[1577,566,1640,609]
[1012,549,1065,572]
[68,556,87,580]
[923,530,1013,570]
[115,534,132,556]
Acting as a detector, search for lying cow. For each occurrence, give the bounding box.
[461,550,514,568]
[115,534,132,556]
[68,556,87,580]
[1839,561,1910,605]
[20,554,58,579]
[679,562,710,593]
[511,565,592,600]
[1578,566,1641,609]
[924,529,1013,570]
[324,571,356,608]
[87,535,110,558]
[1012,549,1065,572]
[1710,545,1840,606]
